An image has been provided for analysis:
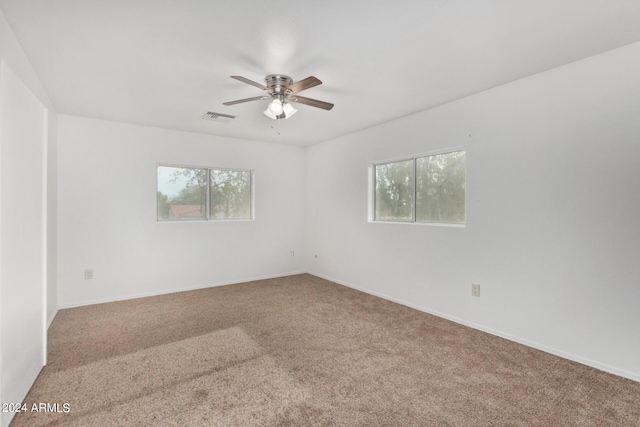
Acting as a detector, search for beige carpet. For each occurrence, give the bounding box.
[12,274,640,426]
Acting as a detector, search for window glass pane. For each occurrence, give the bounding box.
[157,166,207,221]
[375,160,414,221]
[210,169,252,220]
[416,151,465,223]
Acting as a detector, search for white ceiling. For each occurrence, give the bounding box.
[1,1,640,146]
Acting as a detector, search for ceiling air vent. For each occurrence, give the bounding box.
[202,111,235,123]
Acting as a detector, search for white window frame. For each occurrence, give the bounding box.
[156,163,254,222]
[369,147,465,227]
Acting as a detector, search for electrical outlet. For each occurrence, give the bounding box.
[84,269,93,280]
[471,283,480,297]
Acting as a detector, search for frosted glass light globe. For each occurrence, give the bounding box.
[267,99,284,115]
[283,102,297,118]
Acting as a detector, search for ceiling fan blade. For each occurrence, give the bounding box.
[230,76,267,90]
[223,95,268,106]
[289,95,334,110]
[287,76,322,94]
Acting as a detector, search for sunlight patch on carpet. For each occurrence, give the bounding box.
[15,327,308,426]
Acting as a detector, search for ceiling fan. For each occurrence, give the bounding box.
[223,75,334,120]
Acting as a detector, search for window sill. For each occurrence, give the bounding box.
[369,220,465,228]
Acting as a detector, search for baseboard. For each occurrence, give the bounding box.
[58,271,307,309]
[307,271,640,383]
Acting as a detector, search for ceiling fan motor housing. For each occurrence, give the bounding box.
[265,74,294,95]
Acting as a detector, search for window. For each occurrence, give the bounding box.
[157,165,253,221]
[374,159,414,221]
[373,150,465,224]
[209,169,252,220]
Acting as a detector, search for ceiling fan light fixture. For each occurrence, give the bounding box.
[263,109,278,120]
[264,100,297,120]
[282,102,297,118]
[267,98,284,115]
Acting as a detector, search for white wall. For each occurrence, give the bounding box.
[307,41,640,381]
[0,61,47,427]
[0,9,56,427]
[46,116,57,327]
[57,115,307,307]
[0,7,58,327]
